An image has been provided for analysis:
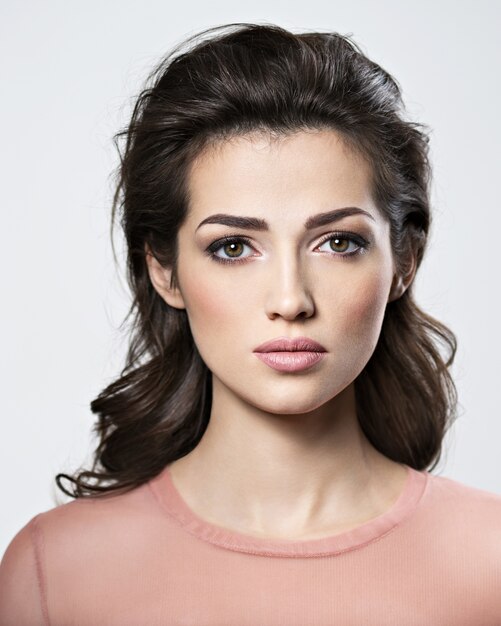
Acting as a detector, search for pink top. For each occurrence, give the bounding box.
[1,464,500,625]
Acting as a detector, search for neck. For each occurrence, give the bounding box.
[168,380,407,539]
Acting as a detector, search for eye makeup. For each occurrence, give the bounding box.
[205,236,255,265]
[204,230,372,266]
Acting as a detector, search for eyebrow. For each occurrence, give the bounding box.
[195,207,375,232]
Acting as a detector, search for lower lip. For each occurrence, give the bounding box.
[254,351,326,372]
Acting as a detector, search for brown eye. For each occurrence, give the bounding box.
[206,237,254,264]
[329,237,350,253]
[317,233,367,258]
[223,242,245,257]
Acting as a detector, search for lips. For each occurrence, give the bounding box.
[253,337,327,373]
[253,336,327,353]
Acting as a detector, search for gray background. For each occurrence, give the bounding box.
[1,0,500,554]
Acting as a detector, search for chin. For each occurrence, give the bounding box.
[242,383,351,416]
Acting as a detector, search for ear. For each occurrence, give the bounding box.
[144,244,186,310]
[388,250,418,303]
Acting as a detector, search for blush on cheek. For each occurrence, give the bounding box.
[190,285,221,316]
[340,276,389,340]
[183,281,243,348]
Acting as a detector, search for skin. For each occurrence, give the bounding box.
[146,128,417,540]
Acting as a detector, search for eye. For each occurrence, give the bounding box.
[316,232,368,258]
[205,231,370,265]
[206,236,254,264]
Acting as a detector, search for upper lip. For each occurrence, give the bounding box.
[253,336,327,352]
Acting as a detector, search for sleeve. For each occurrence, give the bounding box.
[0,515,48,626]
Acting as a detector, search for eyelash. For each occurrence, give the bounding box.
[205,231,370,265]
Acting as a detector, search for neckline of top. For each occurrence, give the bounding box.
[148,463,429,558]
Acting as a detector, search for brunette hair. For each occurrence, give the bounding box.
[56,22,457,499]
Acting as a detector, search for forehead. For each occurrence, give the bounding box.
[185,128,377,224]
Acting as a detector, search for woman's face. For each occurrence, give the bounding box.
[153,129,398,414]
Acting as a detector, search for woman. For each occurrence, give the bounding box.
[1,22,500,625]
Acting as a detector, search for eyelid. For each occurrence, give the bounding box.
[315,230,369,245]
[206,235,255,254]
[205,236,255,264]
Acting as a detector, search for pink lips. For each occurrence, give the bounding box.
[253,336,327,372]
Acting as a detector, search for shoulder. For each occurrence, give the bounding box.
[1,479,157,582]
[425,471,501,515]
[0,514,47,625]
[422,471,501,552]
[0,479,164,625]
[31,479,158,559]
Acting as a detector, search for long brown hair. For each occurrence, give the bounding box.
[56,22,457,499]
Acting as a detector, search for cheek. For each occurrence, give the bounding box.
[180,275,244,354]
[352,278,388,324]
[329,269,390,346]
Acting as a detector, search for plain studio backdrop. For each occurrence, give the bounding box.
[1,0,500,555]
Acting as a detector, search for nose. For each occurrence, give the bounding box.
[263,252,315,321]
